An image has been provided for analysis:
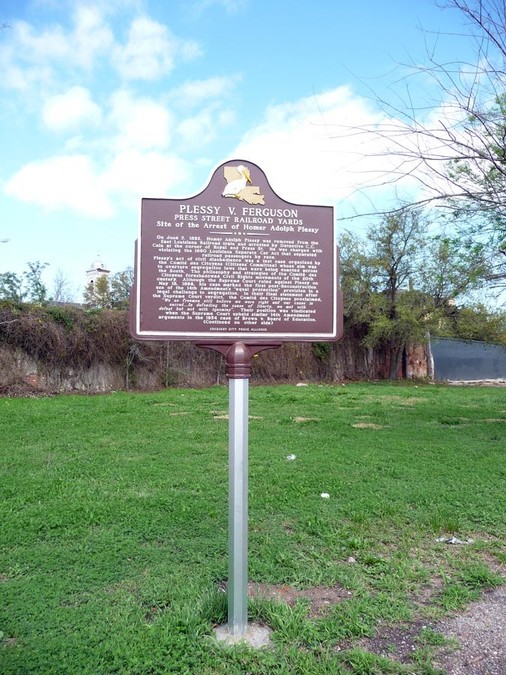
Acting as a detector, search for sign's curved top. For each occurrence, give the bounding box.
[131,160,342,342]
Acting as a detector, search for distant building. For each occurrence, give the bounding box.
[86,257,110,286]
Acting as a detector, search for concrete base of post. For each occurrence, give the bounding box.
[213,623,273,649]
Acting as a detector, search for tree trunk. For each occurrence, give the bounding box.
[388,344,404,380]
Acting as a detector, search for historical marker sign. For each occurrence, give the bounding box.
[131,160,342,342]
[130,160,343,641]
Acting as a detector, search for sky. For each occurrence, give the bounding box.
[0,0,477,299]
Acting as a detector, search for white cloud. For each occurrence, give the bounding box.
[0,8,112,90]
[103,150,190,203]
[170,76,239,149]
[228,87,384,206]
[13,20,71,61]
[108,90,173,150]
[0,8,199,90]
[3,146,191,218]
[4,155,114,218]
[42,86,102,132]
[112,16,201,81]
[0,21,68,90]
[0,58,52,91]
[194,0,247,13]
[170,76,240,108]
[65,0,144,17]
[72,5,115,69]
[177,107,235,148]
[13,9,108,65]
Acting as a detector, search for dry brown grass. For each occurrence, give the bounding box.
[352,422,385,429]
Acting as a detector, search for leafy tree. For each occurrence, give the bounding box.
[339,230,377,324]
[0,271,24,302]
[365,209,429,378]
[83,267,133,310]
[24,261,48,304]
[0,261,49,304]
[417,235,488,307]
[339,207,489,378]
[84,275,112,309]
[109,267,133,309]
[362,288,436,379]
[437,303,506,345]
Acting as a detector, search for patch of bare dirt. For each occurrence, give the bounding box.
[245,582,352,618]
[352,619,434,664]
[414,577,445,607]
[364,395,425,406]
[352,422,385,429]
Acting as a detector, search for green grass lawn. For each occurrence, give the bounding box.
[1,382,505,674]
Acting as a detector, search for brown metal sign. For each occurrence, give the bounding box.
[131,160,342,342]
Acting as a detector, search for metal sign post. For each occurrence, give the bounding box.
[228,374,248,635]
[197,341,281,636]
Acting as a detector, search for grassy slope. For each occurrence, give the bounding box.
[0,383,505,673]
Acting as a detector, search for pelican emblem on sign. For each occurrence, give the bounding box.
[222,164,265,205]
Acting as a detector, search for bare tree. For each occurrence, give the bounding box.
[340,1,506,286]
[51,269,76,304]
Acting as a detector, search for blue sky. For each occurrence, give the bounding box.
[0,0,475,298]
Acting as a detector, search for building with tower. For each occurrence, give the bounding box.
[86,257,110,286]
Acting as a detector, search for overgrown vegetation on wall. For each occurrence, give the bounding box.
[1,293,503,395]
[0,301,130,368]
[0,302,387,394]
